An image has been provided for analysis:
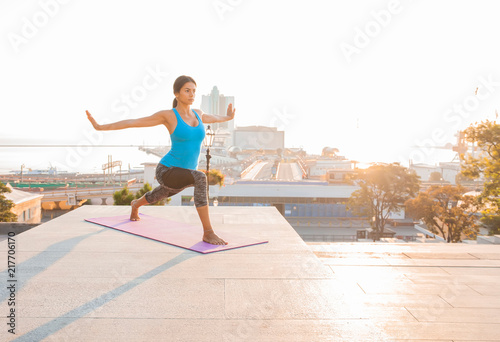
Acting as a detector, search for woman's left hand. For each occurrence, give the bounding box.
[226,103,235,120]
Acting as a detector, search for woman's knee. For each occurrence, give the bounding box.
[191,171,208,207]
[192,170,207,185]
[145,186,169,204]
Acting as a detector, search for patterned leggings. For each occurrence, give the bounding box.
[144,163,208,207]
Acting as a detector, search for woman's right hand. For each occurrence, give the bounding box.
[86,110,101,130]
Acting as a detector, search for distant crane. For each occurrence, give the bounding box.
[102,155,122,186]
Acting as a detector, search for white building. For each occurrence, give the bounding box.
[439,162,460,184]
[409,163,440,182]
[141,163,160,188]
[307,159,353,178]
[410,162,461,184]
[233,126,284,150]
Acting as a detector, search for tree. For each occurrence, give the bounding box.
[429,171,442,182]
[405,185,479,242]
[347,163,420,241]
[135,183,169,205]
[113,187,135,205]
[481,213,500,235]
[460,119,500,235]
[0,182,17,222]
[200,169,225,187]
[455,172,468,185]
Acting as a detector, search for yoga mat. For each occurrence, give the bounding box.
[84,213,268,254]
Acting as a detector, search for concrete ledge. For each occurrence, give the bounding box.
[0,205,334,341]
[1,205,499,341]
[477,235,500,244]
[0,222,39,235]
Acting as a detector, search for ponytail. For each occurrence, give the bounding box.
[173,98,177,108]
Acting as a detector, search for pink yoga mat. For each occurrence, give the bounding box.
[84,213,268,254]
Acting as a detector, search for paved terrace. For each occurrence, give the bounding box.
[0,205,499,341]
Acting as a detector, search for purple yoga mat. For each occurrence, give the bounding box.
[84,213,268,254]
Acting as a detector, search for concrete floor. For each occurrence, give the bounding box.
[0,205,499,341]
[309,242,500,341]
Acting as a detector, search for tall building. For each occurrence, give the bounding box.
[201,86,235,139]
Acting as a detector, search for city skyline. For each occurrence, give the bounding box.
[201,85,235,133]
[1,0,499,172]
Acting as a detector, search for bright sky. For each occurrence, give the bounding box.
[1,0,499,172]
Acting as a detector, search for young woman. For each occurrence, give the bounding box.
[86,75,235,245]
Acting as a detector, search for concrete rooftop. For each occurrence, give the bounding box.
[0,205,499,341]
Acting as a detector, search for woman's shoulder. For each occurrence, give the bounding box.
[159,109,175,119]
[192,108,204,116]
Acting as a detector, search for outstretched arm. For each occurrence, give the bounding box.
[86,110,167,130]
[200,103,236,124]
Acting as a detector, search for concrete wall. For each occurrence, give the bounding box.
[442,167,459,184]
[0,222,39,235]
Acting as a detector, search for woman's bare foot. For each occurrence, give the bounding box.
[130,199,140,221]
[203,230,228,245]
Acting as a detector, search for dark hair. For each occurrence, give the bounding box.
[173,75,197,108]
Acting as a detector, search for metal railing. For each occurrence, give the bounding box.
[39,184,144,201]
[301,234,357,242]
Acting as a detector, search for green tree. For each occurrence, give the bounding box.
[113,187,135,205]
[135,182,169,205]
[405,185,479,242]
[81,198,92,205]
[480,213,500,235]
[460,119,500,235]
[347,163,420,241]
[0,182,17,222]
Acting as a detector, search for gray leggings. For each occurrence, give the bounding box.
[144,163,208,207]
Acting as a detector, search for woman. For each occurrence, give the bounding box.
[86,75,235,245]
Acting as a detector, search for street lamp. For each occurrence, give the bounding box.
[203,125,215,199]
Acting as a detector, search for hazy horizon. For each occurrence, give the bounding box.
[1,0,498,173]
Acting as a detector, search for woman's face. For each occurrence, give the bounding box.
[175,82,196,105]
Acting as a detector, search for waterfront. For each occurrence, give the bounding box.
[0,146,164,175]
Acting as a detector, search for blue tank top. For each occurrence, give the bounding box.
[159,108,205,170]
